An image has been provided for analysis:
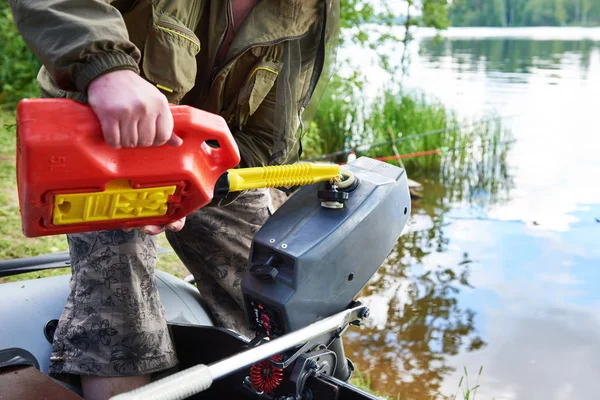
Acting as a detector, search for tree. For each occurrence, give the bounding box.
[340,0,451,45]
[422,0,451,30]
[340,0,451,75]
[555,0,567,25]
[581,0,591,24]
[448,0,600,26]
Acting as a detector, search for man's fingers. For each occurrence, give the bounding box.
[87,70,177,149]
[122,225,164,235]
[166,217,186,232]
[125,225,165,235]
[154,110,175,146]
[138,114,157,147]
[143,225,167,235]
[100,118,121,149]
[120,118,139,148]
[166,133,183,146]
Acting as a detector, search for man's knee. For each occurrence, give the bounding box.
[66,229,157,273]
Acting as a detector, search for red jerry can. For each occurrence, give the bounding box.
[15,98,241,238]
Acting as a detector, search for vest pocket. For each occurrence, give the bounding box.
[232,60,282,128]
[142,8,201,104]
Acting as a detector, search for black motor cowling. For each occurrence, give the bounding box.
[241,157,411,338]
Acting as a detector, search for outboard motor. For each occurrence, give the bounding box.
[107,157,411,400]
[240,157,411,398]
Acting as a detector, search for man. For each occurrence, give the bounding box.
[8,1,339,399]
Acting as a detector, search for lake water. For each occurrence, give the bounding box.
[340,27,600,400]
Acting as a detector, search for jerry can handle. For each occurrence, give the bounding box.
[170,105,241,165]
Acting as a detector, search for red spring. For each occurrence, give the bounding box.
[249,354,284,393]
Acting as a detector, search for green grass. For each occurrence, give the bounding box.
[350,366,485,400]
[350,370,394,399]
[362,87,452,173]
[0,112,67,260]
[300,73,365,163]
[453,366,484,400]
[300,74,511,187]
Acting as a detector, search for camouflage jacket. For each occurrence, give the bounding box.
[9,0,338,167]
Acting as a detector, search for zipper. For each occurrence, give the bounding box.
[155,21,201,54]
[209,0,233,88]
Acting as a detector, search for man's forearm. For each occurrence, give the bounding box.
[8,0,141,94]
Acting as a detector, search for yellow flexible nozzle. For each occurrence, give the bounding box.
[227,163,341,192]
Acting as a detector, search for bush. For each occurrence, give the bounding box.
[0,3,40,109]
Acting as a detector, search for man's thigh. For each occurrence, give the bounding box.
[166,189,274,337]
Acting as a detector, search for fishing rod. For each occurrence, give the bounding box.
[306,113,519,161]
[343,138,517,164]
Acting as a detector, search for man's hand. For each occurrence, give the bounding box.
[87,69,183,148]
[88,69,186,234]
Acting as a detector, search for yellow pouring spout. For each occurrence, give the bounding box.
[226,163,341,192]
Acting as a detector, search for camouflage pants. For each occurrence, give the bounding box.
[49,189,274,378]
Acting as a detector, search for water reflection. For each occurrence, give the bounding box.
[340,28,600,399]
[420,39,600,78]
[345,227,485,399]
[439,122,515,210]
[344,122,514,398]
